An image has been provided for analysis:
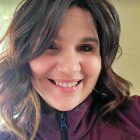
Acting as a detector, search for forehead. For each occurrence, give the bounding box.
[63,7,96,28]
[55,7,98,42]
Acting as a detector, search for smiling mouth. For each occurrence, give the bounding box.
[48,79,82,88]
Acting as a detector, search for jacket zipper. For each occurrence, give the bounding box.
[58,111,69,140]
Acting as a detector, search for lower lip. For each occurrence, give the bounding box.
[49,80,81,93]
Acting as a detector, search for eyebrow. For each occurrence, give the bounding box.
[81,37,99,45]
[55,35,99,45]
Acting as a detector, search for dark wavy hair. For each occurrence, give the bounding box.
[0,0,131,139]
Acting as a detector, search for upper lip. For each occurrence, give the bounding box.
[48,79,83,83]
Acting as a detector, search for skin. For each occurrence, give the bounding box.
[29,7,101,111]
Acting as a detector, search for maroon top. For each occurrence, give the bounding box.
[0,95,140,140]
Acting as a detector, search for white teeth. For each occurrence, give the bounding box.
[72,82,75,86]
[54,81,78,87]
[56,81,59,85]
[59,82,62,86]
[68,83,72,87]
[63,83,67,87]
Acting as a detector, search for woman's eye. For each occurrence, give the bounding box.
[48,44,57,50]
[79,45,92,52]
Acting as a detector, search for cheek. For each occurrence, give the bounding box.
[29,56,55,78]
[83,56,101,77]
[29,61,45,78]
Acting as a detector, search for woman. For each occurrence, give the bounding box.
[0,0,140,140]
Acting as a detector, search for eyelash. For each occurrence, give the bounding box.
[48,44,93,52]
[48,44,58,50]
[78,45,93,52]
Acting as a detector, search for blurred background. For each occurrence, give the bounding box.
[112,0,140,96]
[0,0,140,96]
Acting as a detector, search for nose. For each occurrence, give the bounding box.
[56,50,81,75]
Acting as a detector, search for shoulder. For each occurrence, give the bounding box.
[90,96,140,140]
[128,95,140,110]
[121,95,140,118]
[117,95,140,138]
[119,95,140,120]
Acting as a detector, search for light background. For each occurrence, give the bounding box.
[0,0,140,96]
[111,0,140,96]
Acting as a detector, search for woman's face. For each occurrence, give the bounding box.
[29,7,101,111]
